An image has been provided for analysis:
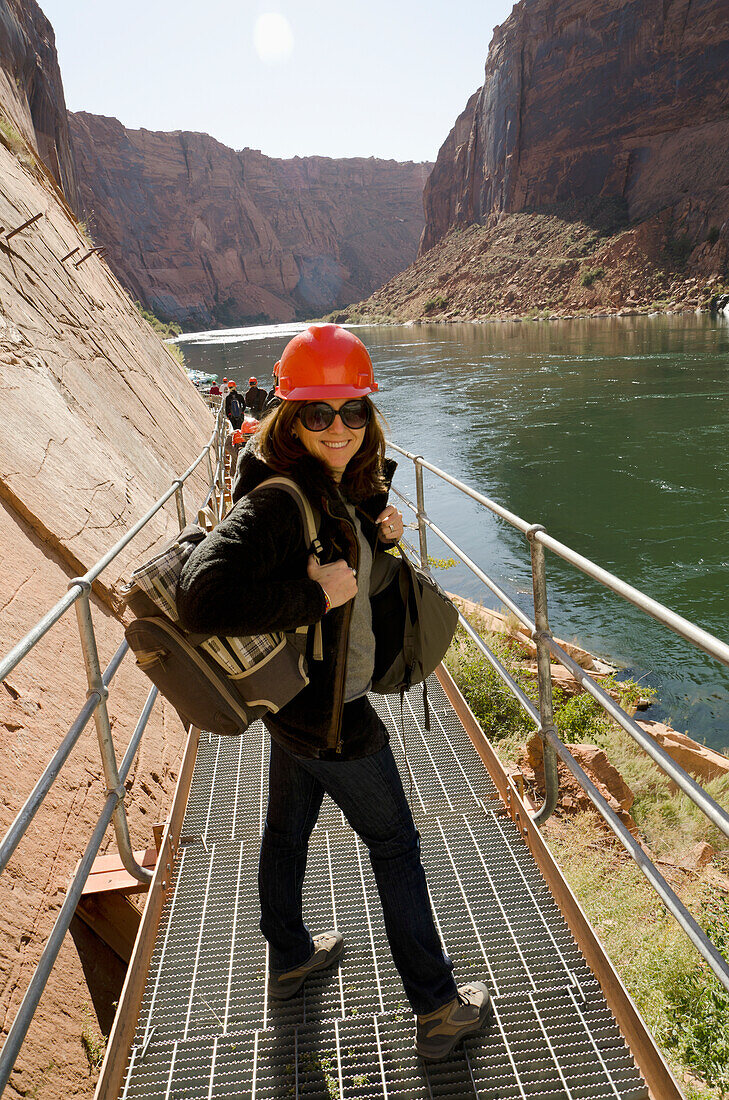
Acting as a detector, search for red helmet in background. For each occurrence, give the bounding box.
[249,376,258,386]
[275,324,378,401]
[228,380,237,388]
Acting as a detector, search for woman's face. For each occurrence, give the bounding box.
[293,398,367,479]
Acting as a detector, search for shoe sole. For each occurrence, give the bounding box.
[268,938,345,1001]
[416,997,494,1062]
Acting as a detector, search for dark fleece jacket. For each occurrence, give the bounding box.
[176,447,396,755]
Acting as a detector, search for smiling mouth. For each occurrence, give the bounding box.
[322,441,350,449]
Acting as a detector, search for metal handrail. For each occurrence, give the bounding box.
[389,443,729,668]
[0,686,158,1097]
[394,487,729,840]
[387,439,729,993]
[0,401,228,1092]
[0,640,128,874]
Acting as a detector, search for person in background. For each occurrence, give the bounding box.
[176,323,491,1062]
[262,367,282,415]
[225,380,244,429]
[245,376,268,417]
[208,382,221,396]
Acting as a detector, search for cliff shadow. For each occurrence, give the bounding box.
[69,915,128,1036]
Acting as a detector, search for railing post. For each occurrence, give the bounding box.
[173,479,187,530]
[526,524,559,825]
[72,582,152,883]
[414,457,428,568]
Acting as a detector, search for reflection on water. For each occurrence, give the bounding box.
[180,315,729,750]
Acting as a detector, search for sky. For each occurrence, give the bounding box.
[40,0,515,162]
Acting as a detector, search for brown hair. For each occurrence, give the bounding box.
[252,398,388,501]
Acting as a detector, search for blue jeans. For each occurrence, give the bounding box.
[259,738,457,1015]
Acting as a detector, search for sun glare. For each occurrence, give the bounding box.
[253,13,294,65]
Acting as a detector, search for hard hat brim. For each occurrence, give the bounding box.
[276,382,378,401]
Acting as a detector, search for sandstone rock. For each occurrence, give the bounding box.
[70,113,432,328]
[636,720,729,782]
[0,33,213,1097]
[0,0,79,210]
[422,0,729,254]
[678,841,715,871]
[523,733,638,834]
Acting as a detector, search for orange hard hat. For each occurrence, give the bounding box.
[228,380,236,388]
[249,376,258,385]
[275,324,378,401]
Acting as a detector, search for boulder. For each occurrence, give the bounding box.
[636,720,729,783]
[522,733,638,834]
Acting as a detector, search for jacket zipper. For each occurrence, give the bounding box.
[325,501,360,753]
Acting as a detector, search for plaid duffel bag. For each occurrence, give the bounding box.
[121,477,322,736]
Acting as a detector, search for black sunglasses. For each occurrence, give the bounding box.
[298,399,371,432]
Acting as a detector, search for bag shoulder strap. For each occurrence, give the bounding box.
[248,476,322,555]
[248,475,324,660]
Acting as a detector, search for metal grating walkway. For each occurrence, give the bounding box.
[119,676,649,1099]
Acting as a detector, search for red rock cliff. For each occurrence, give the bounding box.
[0,5,218,1095]
[421,0,729,253]
[0,0,79,210]
[69,112,431,329]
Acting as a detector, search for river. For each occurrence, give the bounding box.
[178,315,729,751]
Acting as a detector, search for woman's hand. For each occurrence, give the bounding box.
[307,554,358,610]
[376,506,404,543]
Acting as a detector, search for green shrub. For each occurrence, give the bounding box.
[661,898,729,1093]
[0,111,38,173]
[167,342,186,368]
[445,629,534,756]
[423,296,448,314]
[580,266,605,287]
[134,301,182,339]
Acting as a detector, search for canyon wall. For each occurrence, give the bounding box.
[421,0,729,254]
[0,0,79,210]
[0,3,216,1094]
[69,112,431,329]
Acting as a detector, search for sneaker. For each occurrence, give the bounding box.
[415,982,492,1061]
[268,930,344,1000]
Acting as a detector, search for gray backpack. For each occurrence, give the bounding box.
[122,477,321,737]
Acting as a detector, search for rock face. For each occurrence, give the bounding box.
[0,0,79,210]
[421,0,729,255]
[0,17,215,1097]
[69,112,431,329]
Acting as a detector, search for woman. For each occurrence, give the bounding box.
[177,324,490,1061]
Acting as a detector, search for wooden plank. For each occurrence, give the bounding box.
[82,847,157,896]
[94,725,201,1100]
[435,663,684,1100]
[76,894,142,963]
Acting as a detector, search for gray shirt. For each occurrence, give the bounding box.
[343,503,376,702]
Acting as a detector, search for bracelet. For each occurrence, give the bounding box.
[320,586,331,613]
